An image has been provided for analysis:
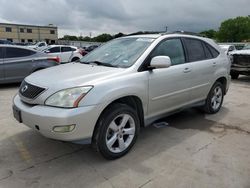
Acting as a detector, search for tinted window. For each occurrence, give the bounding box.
[6,47,36,58]
[61,47,72,52]
[202,42,213,59]
[38,43,45,47]
[151,38,185,65]
[48,47,60,53]
[0,47,3,58]
[71,47,77,51]
[206,44,219,58]
[184,38,206,62]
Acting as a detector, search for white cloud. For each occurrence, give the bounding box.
[0,0,249,37]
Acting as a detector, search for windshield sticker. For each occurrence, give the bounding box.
[136,38,154,42]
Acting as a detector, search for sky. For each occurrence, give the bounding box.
[0,0,249,37]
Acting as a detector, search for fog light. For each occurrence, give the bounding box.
[53,124,75,133]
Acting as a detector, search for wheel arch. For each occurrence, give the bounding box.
[92,95,145,142]
[215,76,227,95]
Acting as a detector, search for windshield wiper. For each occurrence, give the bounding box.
[82,61,117,67]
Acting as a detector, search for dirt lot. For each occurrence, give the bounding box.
[0,77,250,188]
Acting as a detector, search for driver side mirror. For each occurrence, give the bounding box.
[149,56,171,69]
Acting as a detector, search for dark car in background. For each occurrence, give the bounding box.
[229,43,250,79]
[0,45,60,84]
[85,45,99,52]
[0,39,13,45]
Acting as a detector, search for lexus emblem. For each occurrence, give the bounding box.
[21,85,28,93]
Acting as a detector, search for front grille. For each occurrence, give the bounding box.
[232,54,250,67]
[19,81,46,99]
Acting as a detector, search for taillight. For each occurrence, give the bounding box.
[48,57,60,64]
[78,49,87,56]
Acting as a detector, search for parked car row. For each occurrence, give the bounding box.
[0,42,99,84]
[42,45,86,63]
[0,45,60,84]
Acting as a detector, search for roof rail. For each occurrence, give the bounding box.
[161,31,203,37]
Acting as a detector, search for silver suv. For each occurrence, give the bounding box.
[13,33,231,159]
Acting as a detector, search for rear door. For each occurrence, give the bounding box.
[4,46,37,82]
[61,46,74,63]
[46,46,61,61]
[0,47,4,82]
[182,38,218,103]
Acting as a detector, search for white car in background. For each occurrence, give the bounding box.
[219,44,236,54]
[28,41,48,51]
[43,45,84,63]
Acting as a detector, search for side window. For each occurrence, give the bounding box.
[6,47,36,58]
[151,39,185,65]
[38,43,45,47]
[0,47,3,59]
[206,44,219,58]
[48,47,60,53]
[61,47,73,52]
[71,47,77,51]
[183,38,206,62]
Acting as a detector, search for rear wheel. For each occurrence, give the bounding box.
[93,103,140,159]
[203,82,224,114]
[71,57,80,62]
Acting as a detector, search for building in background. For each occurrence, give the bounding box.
[0,23,58,44]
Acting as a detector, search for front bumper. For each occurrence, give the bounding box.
[13,95,100,141]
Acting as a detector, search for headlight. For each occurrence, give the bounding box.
[45,86,93,108]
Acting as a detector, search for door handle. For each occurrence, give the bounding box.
[183,67,191,73]
[212,62,216,67]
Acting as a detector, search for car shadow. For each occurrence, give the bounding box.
[0,83,21,89]
[232,75,250,85]
[0,107,228,187]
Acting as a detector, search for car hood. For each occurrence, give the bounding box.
[25,63,126,90]
[230,49,250,55]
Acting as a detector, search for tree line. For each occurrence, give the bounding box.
[200,16,250,42]
[60,16,250,43]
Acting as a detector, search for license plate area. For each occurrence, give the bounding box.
[13,105,22,123]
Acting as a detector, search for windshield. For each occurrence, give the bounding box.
[242,44,250,50]
[80,37,154,68]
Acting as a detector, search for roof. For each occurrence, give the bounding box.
[0,22,57,29]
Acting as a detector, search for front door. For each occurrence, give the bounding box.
[147,38,192,118]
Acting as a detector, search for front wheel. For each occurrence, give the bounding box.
[93,103,140,159]
[203,82,224,114]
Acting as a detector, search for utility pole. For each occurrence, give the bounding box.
[165,26,168,32]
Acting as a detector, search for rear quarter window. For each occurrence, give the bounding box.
[206,44,220,58]
[5,47,36,58]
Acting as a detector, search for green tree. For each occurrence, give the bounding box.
[114,32,125,38]
[92,33,113,42]
[217,16,250,42]
[200,29,217,39]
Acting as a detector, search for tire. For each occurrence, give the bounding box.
[71,57,80,62]
[203,82,224,114]
[230,72,239,79]
[92,103,140,160]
